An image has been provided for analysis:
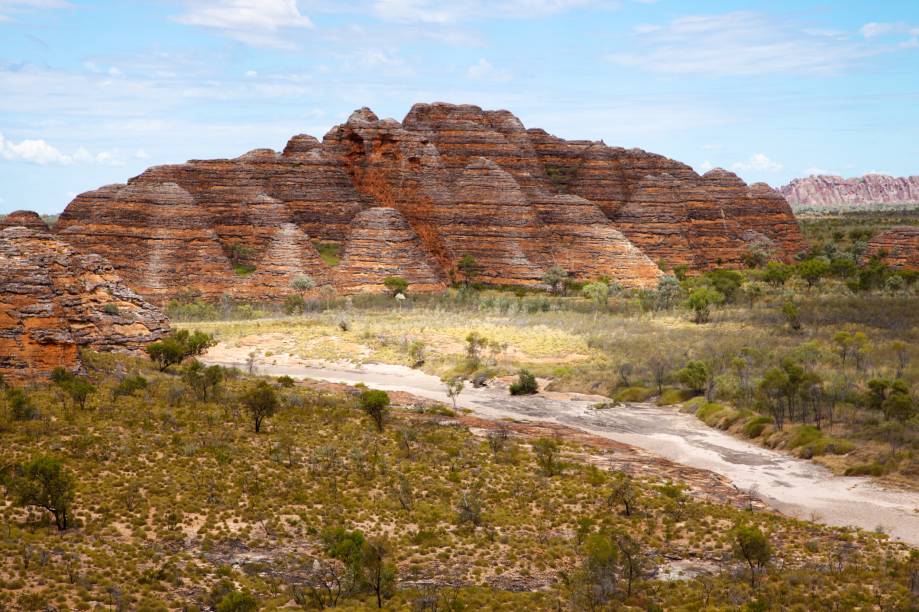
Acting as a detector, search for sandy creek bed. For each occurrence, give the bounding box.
[202,345,919,547]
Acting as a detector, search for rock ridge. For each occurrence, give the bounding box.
[54,102,805,302]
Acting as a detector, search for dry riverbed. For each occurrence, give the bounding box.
[203,340,919,546]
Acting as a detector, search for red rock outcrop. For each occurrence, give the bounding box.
[56,102,805,301]
[334,208,446,293]
[0,210,48,231]
[864,226,919,270]
[780,174,919,209]
[0,227,169,384]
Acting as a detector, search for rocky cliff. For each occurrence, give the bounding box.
[56,103,805,303]
[0,227,169,384]
[779,174,919,209]
[0,210,49,231]
[864,226,919,270]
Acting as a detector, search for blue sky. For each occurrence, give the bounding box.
[1,0,918,214]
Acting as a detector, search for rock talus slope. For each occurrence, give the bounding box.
[780,174,919,209]
[0,227,169,384]
[56,103,805,302]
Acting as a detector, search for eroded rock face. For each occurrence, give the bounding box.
[864,226,919,270]
[780,174,919,209]
[57,102,805,301]
[0,210,48,231]
[0,227,169,384]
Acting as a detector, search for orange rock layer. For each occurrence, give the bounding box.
[56,103,806,303]
[0,227,169,384]
[864,226,919,270]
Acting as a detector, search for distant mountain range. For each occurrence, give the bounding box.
[778,174,919,210]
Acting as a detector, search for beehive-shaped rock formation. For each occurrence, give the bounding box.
[864,226,919,270]
[0,227,169,383]
[55,102,806,302]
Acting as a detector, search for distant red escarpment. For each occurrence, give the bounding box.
[55,103,805,303]
[779,174,919,209]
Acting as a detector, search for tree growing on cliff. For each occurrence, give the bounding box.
[242,381,278,433]
[7,456,76,531]
[291,274,316,297]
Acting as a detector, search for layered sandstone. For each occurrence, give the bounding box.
[0,210,48,231]
[780,174,919,209]
[864,226,919,270]
[0,227,169,383]
[56,102,805,301]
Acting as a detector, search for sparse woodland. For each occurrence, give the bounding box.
[1,211,917,609]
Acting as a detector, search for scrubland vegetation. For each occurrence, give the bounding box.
[176,221,918,486]
[1,349,918,610]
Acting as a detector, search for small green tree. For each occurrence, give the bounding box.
[607,472,638,516]
[581,281,610,313]
[216,590,258,612]
[443,377,464,410]
[146,330,214,372]
[797,258,830,288]
[361,539,397,608]
[291,274,316,297]
[183,360,224,401]
[359,389,391,432]
[686,286,724,324]
[383,276,408,297]
[781,300,802,331]
[9,456,76,531]
[732,524,771,589]
[677,360,709,395]
[761,261,792,287]
[542,265,569,294]
[457,254,479,287]
[241,381,279,433]
[509,369,538,395]
[533,437,562,476]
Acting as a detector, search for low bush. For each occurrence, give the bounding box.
[613,386,655,403]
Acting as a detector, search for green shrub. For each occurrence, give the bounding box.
[742,416,773,438]
[787,425,823,450]
[509,370,538,396]
[844,462,886,477]
[613,386,655,402]
[656,388,693,406]
[103,303,121,316]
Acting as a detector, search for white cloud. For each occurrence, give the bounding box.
[370,0,612,24]
[732,153,782,173]
[173,0,313,48]
[0,132,123,165]
[0,0,69,21]
[860,22,896,38]
[466,58,511,81]
[805,167,836,176]
[607,12,894,76]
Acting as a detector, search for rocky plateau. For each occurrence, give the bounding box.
[779,174,919,209]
